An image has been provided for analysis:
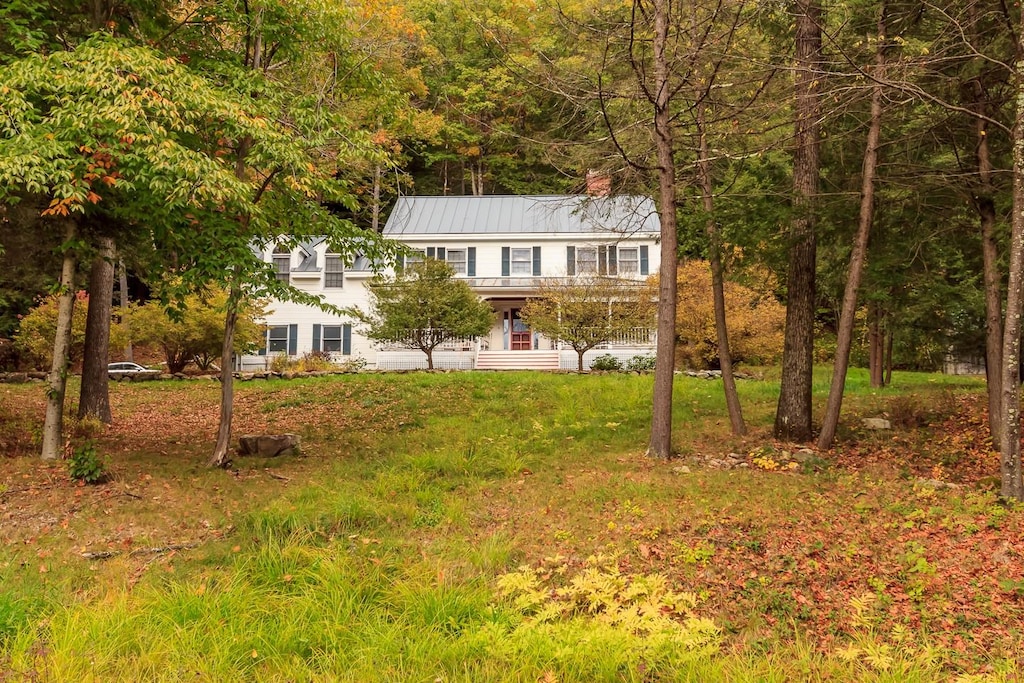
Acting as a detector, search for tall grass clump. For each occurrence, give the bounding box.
[240,484,388,546]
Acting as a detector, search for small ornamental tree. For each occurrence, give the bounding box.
[352,259,493,369]
[520,276,656,372]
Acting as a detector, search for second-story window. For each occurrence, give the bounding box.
[325,255,344,288]
[618,247,639,275]
[272,245,290,283]
[446,249,467,275]
[402,249,426,270]
[576,247,598,274]
[510,248,532,275]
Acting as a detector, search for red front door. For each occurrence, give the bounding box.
[510,308,532,350]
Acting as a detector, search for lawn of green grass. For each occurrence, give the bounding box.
[1,368,1020,681]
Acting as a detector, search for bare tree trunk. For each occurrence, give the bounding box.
[578,349,586,372]
[998,37,1024,498]
[697,102,745,435]
[974,86,1004,445]
[210,282,240,467]
[470,161,484,196]
[372,163,382,233]
[42,220,78,461]
[118,260,133,362]
[817,5,886,450]
[775,0,822,442]
[78,235,115,423]
[425,346,434,370]
[648,0,679,459]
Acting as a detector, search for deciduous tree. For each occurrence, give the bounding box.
[774,0,823,443]
[351,259,493,369]
[0,36,320,459]
[674,261,785,370]
[520,276,655,372]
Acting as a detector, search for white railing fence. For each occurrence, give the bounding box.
[378,330,488,352]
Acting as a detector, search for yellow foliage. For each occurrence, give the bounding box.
[673,260,785,369]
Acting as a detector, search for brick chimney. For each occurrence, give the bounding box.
[585,170,611,197]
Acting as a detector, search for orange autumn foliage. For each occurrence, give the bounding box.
[674,260,785,369]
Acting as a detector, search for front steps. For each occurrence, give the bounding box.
[474,350,561,370]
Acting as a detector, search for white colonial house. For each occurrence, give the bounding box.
[241,193,661,371]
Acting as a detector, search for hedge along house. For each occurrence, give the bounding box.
[243,190,662,371]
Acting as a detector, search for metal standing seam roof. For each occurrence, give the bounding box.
[382,195,661,237]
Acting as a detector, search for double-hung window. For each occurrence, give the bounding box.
[272,246,291,283]
[264,324,297,356]
[617,247,640,275]
[324,255,344,288]
[313,323,352,355]
[510,248,532,275]
[321,325,348,353]
[567,245,649,276]
[502,246,541,276]
[268,326,288,352]
[576,247,598,274]
[402,250,426,270]
[446,249,468,275]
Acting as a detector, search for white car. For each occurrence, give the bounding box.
[107,362,158,376]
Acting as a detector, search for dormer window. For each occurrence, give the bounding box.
[272,245,291,283]
[325,255,344,288]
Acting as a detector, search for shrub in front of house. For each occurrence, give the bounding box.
[626,355,656,372]
[590,354,622,371]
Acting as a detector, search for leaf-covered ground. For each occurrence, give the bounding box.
[1,371,1021,679]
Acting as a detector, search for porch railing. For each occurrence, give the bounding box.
[554,327,655,349]
[377,329,488,352]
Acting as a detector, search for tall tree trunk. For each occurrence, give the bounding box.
[974,84,1004,445]
[817,5,886,450]
[78,235,115,423]
[998,34,1024,499]
[775,0,822,442]
[118,260,133,362]
[210,281,241,467]
[42,220,78,460]
[372,163,383,233]
[648,0,679,459]
[697,102,745,435]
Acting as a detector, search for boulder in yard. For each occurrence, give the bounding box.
[862,417,891,430]
[791,448,817,464]
[238,434,301,457]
